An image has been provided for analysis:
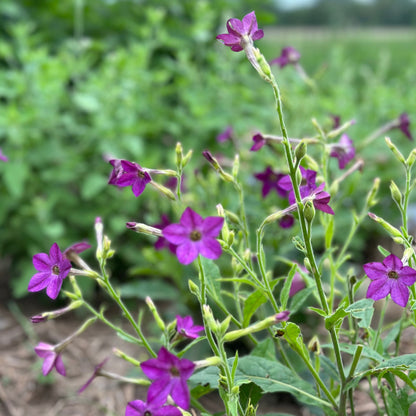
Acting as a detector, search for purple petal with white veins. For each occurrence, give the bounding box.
[28,272,51,292]
[366,278,391,301]
[398,266,416,285]
[199,238,222,260]
[176,242,199,265]
[46,277,63,299]
[32,253,51,271]
[163,224,189,245]
[201,217,224,237]
[363,262,388,280]
[383,254,402,270]
[390,281,409,307]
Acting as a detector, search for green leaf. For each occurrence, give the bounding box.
[282,322,309,358]
[377,245,391,257]
[325,304,348,330]
[325,216,334,249]
[239,382,263,409]
[3,160,29,197]
[289,286,314,314]
[308,306,327,317]
[251,338,276,362]
[200,256,222,303]
[235,356,335,413]
[280,263,297,310]
[81,172,107,199]
[382,385,409,416]
[243,290,267,327]
[345,298,374,328]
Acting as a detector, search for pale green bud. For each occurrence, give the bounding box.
[385,137,406,165]
[188,279,199,296]
[295,141,307,162]
[368,212,402,238]
[366,177,380,208]
[389,180,402,206]
[175,142,183,167]
[406,148,416,168]
[232,154,240,178]
[303,200,315,223]
[146,296,165,331]
[150,182,176,200]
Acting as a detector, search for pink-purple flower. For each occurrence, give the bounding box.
[289,266,307,296]
[216,11,264,52]
[250,133,267,151]
[270,46,301,68]
[163,207,224,265]
[396,113,413,141]
[176,315,204,339]
[34,342,66,376]
[0,148,8,162]
[140,347,195,409]
[108,159,152,197]
[153,215,177,254]
[216,126,233,143]
[28,243,72,299]
[126,399,181,416]
[329,134,355,169]
[363,253,416,307]
[254,166,288,198]
[63,241,91,259]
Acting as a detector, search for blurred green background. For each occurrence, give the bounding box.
[0,0,415,299]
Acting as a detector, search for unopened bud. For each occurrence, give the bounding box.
[295,141,307,162]
[126,222,163,237]
[95,217,103,259]
[406,149,416,168]
[303,257,312,273]
[308,335,321,354]
[146,296,165,331]
[303,200,315,223]
[188,280,199,296]
[232,154,240,178]
[368,212,402,238]
[366,177,380,208]
[385,137,406,165]
[389,181,402,206]
[175,142,183,167]
[295,168,302,187]
[182,149,193,167]
[202,304,218,332]
[150,182,176,200]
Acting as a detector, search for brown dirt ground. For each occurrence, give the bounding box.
[1,299,415,416]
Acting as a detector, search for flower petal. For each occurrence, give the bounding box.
[55,354,66,376]
[201,216,224,238]
[125,400,147,416]
[383,254,403,271]
[399,266,416,285]
[363,262,387,280]
[199,238,222,260]
[28,272,51,293]
[170,377,190,409]
[147,376,173,407]
[45,277,63,299]
[366,278,391,301]
[180,207,203,230]
[163,224,188,245]
[32,253,51,272]
[390,281,409,307]
[176,241,199,265]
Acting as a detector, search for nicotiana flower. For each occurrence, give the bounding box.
[289,266,307,297]
[63,241,91,258]
[108,159,152,197]
[141,347,195,409]
[330,114,341,129]
[163,207,224,265]
[216,11,264,52]
[396,113,413,141]
[363,253,416,307]
[176,315,204,339]
[278,167,334,214]
[153,215,177,254]
[254,166,288,198]
[329,134,355,169]
[126,399,181,416]
[0,148,8,162]
[28,243,72,299]
[250,132,267,151]
[279,214,294,229]
[270,46,301,68]
[34,342,66,376]
[216,126,233,143]
[79,358,109,393]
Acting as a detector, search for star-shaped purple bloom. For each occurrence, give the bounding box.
[330,134,355,169]
[250,133,267,151]
[140,347,195,409]
[363,253,416,307]
[216,126,233,143]
[108,159,152,197]
[254,166,288,198]
[34,342,66,376]
[163,207,224,265]
[216,11,264,52]
[176,315,204,339]
[28,243,72,299]
[126,399,181,416]
[270,46,301,68]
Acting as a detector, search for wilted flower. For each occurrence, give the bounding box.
[141,347,195,409]
[396,113,413,141]
[250,133,267,151]
[363,253,416,307]
[34,342,66,376]
[63,241,91,258]
[270,46,301,68]
[108,159,151,197]
[330,114,341,129]
[28,243,72,299]
[126,399,181,416]
[216,11,264,52]
[216,126,233,143]
[79,358,109,393]
[176,315,204,339]
[163,207,224,265]
[254,166,288,198]
[329,134,355,169]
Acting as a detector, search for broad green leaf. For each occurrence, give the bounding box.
[289,286,314,314]
[382,385,409,416]
[325,304,348,330]
[243,290,267,327]
[325,215,334,249]
[251,338,276,362]
[280,263,297,310]
[239,382,263,409]
[345,298,374,328]
[200,256,222,303]
[3,160,29,198]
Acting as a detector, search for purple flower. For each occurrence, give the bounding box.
[176,315,204,339]
[126,400,181,416]
[270,46,301,68]
[397,113,413,141]
[278,167,334,214]
[108,159,152,197]
[250,133,267,151]
[163,207,224,265]
[140,347,195,409]
[216,11,264,52]
[279,214,294,229]
[63,241,91,259]
[0,148,8,162]
[216,126,233,143]
[363,253,416,307]
[330,134,355,169]
[28,243,72,299]
[330,114,341,129]
[79,358,109,393]
[153,215,177,254]
[34,342,66,376]
[289,266,307,296]
[254,166,288,198]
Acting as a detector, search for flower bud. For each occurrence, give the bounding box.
[295,140,307,162]
[126,222,163,237]
[202,304,218,332]
[95,217,104,260]
[232,154,240,178]
[150,181,176,200]
[303,200,315,223]
[406,148,416,168]
[385,137,406,165]
[188,279,199,296]
[175,142,183,168]
[303,257,312,273]
[368,212,402,238]
[366,177,380,208]
[389,180,402,206]
[146,296,165,331]
[308,335,321,354]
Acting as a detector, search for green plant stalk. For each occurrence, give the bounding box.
[101,270,156,357]
[372,298,388,351]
